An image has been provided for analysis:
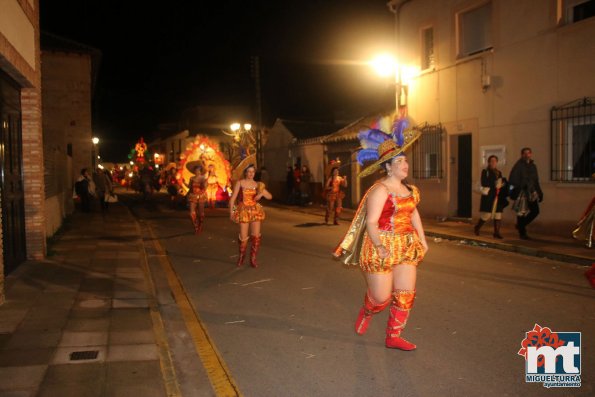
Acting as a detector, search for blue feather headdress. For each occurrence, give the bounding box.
[356,112,422,178]
[356,114,408,165]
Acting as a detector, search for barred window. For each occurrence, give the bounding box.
[421,27,435,70]
[412,123,444,179]
[551,97,595,182]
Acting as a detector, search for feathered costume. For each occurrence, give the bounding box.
[333,112,424,351]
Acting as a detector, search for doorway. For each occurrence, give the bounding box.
[0,71,27,274]
[456,134,472,218]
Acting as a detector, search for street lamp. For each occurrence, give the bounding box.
[370,54,414,109]
[223,122,259,166]
[91,137,100,169]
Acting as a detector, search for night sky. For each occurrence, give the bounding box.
[40,0,395,161]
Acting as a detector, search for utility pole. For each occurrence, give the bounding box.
[251,56,264,167]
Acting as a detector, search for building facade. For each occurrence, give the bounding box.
[0,0,44,304]
[388,0,595,232]
[41,33,100,236]
[263,119,341,201]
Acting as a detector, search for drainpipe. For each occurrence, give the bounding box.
[388,0,413,110]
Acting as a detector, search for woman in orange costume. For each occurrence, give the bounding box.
[324,166,347,225]
[206,164,219,209]
[334,129,428,350]
[187,165,207,234]
[229,164,272,267]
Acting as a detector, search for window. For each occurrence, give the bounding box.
[421,27,435,70]
[551,97,595,182]
[412,123,444,179]
[457,2,492,57]
[562,0,595,24]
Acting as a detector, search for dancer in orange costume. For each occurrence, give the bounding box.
[334,124,427,350]
[229,164,272,268]
[206,164,219,209]
[324,166,347,225]
[187,165,207,234]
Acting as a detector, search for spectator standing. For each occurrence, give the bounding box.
[473,155,509,239]
[509,147,543,239]
[93,167,113,212]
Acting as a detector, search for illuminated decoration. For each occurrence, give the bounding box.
[154,152,164,165]
[176,136,231,196]
[134,137,148,163]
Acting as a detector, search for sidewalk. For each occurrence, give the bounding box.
[0,203,177,397]
[268,201,594,266]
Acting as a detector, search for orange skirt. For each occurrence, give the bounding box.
[359,230,425,273]
[233,203,265,223]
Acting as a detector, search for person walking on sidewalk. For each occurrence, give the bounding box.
[333,128,428,351]
[474,155,509,239]
[93,167,114,213]
[509,147,543,239]
[324,166,347,225]
[229,164,272,268]
[75,168,93,212]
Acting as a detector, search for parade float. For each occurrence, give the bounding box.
[175,136,232,205]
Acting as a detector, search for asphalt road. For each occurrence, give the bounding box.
[130,194,594,397]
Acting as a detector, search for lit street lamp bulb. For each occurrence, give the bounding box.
[243,123,252,131]
[92,137,99,144]
[230,123,240,132]
[129,161,134,165]
[370,54,396,78]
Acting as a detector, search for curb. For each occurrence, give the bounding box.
[267,201,591,266]
[425,231,592,266]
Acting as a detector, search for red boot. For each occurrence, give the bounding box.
[355,292,390,335]
[196,215,204,234]
[190,213,199,234]
[333,207,341,225]
[385,290,417,351]
[250,235,262,268]
[237,236,249,267]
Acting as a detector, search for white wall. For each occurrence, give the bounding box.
[398,0,595,231]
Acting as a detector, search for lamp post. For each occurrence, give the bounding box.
[370,53,408,110]
[224,122,256,164]
[92,137,99,169]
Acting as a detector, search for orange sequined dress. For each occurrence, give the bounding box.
[232,187,265,223]
[327,177,345,201]
[187,178,207,203]
[359,185,425,273]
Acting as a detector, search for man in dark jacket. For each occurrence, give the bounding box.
[509,147,543,239]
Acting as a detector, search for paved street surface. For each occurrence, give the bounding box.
[131,193,593,397]
[0,191,592,397]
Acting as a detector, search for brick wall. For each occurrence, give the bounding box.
[42,51,92,236]
[21,87,46,259]
[0,192,4,305]
[0,0,42,304]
